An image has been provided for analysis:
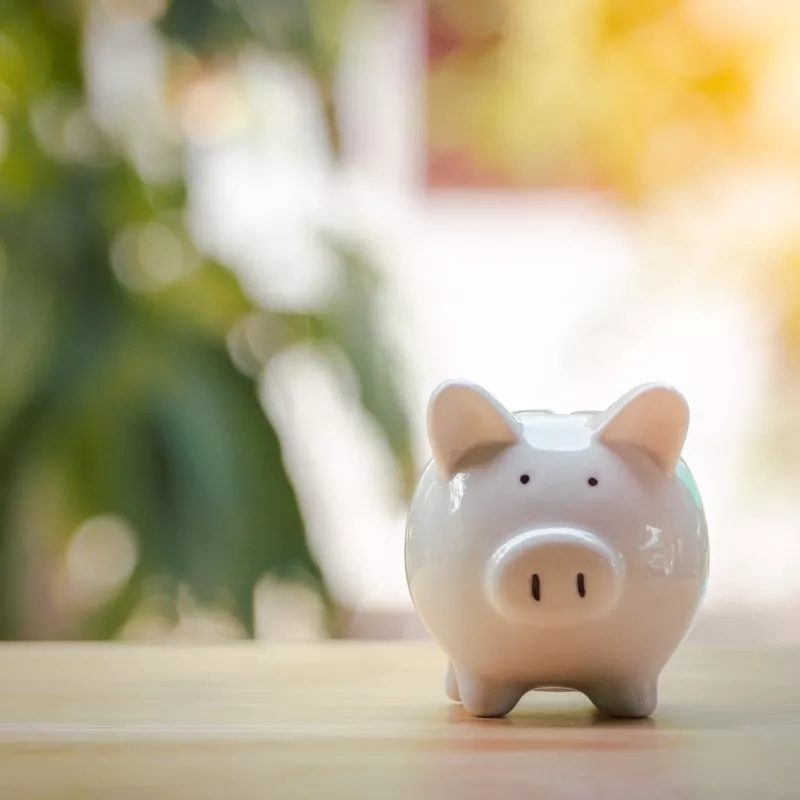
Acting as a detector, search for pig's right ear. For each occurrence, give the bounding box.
[427,381,523,478]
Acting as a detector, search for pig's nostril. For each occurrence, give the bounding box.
[531,574,541,601]
[577,573,586,598]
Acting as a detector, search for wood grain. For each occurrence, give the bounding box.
[0,643,797,798]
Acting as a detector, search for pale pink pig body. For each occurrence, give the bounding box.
[405,381,708,718]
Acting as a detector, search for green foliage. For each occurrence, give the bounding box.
[159,0,356,75]
[0,0,412,639]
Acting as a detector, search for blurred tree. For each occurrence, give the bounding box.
[0,0,413,639]
[426,0,760,197]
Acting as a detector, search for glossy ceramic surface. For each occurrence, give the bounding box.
[405,381,708,719]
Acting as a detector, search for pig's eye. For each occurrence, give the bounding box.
[520,474,530,485]
[587,477,599,487]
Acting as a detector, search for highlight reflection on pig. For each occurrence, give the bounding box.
[405,381,708,718]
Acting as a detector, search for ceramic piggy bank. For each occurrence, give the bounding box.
[405,381,708,718]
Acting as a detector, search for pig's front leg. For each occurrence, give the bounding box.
[454,668,526,717]
[585,677,658,719]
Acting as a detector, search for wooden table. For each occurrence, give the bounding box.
[0,643,797,798]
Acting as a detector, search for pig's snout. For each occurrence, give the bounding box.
[486,529,623,626]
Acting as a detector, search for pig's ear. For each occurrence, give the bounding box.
[591,383,689,474]
[427,381,523,478]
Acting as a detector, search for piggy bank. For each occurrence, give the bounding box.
[405,381,708,718]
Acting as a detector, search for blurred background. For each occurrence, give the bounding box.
[1,0,799,644]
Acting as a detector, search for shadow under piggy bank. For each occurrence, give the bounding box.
[445,689,658,731]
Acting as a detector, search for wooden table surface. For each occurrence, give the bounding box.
[0,642,798,799]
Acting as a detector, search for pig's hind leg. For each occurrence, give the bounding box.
[455,669,526,718]
[445,662,460,702]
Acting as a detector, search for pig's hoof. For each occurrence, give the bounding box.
[586,679,658,719]
[456,672,525,718]
[445,663,460,702]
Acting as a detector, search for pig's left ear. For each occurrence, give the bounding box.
[590,383,689,474]
[427,380,523,478]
